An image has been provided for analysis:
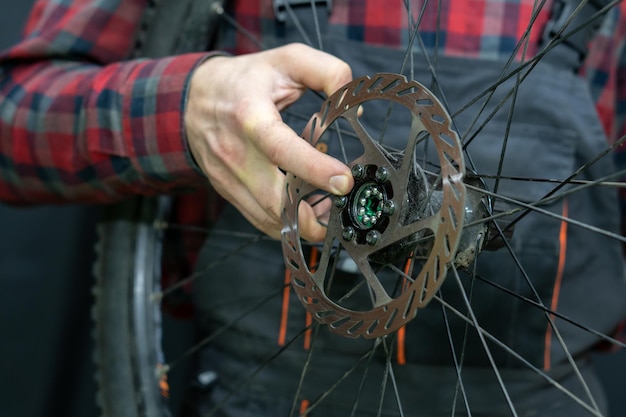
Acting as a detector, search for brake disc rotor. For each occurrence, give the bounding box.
[281,73,469,338]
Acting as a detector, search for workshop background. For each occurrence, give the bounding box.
[0,1,624,417]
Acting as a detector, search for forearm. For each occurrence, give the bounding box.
[0,53,208,204]
[0,0,210,204]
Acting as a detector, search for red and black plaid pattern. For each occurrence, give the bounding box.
[1,0,625,204]
[224,0,551,59]
[0,0,208,204]
[0,0,624,343]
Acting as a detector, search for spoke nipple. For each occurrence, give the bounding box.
[342,226,355,241]
[153,220,168,230]
[156,364,170,377]
[366,230,379,246]
[210,2,224,14]
[334,195,348,209]
[382,200,395,215]
[197,370,218,388]
[375,166,388,182]
[351,164,365,180]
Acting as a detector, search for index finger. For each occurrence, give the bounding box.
[248,112,353,196]
[268,43,353,97]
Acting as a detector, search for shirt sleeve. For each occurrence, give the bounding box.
[0,0,211,204]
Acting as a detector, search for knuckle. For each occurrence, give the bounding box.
[258,121,286,163]
[256,210,281,234]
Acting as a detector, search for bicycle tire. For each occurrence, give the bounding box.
[93,196,170,417]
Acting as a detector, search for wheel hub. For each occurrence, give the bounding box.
[338,164,395,245]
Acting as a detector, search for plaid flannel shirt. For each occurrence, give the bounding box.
[1,0,624,342]
[0,0,625,204]
[0,0,208,203]
[2,0,626,254]
[227,0,550,58]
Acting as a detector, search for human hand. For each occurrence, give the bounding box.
[185,43,354,240]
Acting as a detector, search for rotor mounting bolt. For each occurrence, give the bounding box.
[375,166,388,182]
[366,230,379,246]
[335,195,348,209]
[382,200,395,215]
[342,226,355,241]
[351,164,365,180]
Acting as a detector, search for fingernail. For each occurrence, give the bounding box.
[329,175,350,195]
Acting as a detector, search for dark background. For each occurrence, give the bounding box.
[0,3,101,417]
[0,2,624,417]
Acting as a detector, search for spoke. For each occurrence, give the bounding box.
[380,337,406,417]
[476,218,605,413]
[500,136,626,233]
[447,241,483,416]
[458,0,547,147]
[374,338,391,417]
[456,0,619,140]
[387,263,416,284]
[471,174,626,189]
[448,266,520,417]
[300,340,382,416]
[309,0,324,50]
[439,290,473,417]
[401,1,470,158]
[309,192,332,208]
[349,345,379,417]
[156,234,263,299]
[289,323,322,417]
[465,183,626,245]
[435,293,604,416]
[283,2,314,47]
[336,119,351,165]
[472,272,626,349]
[203,324,314,417]
[399,0,428,78]
[164,284,285,372]
[492,5,533,197]
[157,4,626,417]
[219,10,267,50]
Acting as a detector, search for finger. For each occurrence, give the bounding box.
[246,113,354,196]
[208,158,285,239]
[236,163,329,242]
[270,43,353,97]
[297,200,327,242]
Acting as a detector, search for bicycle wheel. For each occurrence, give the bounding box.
[93,197,171,417]
[94,1,626,416]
